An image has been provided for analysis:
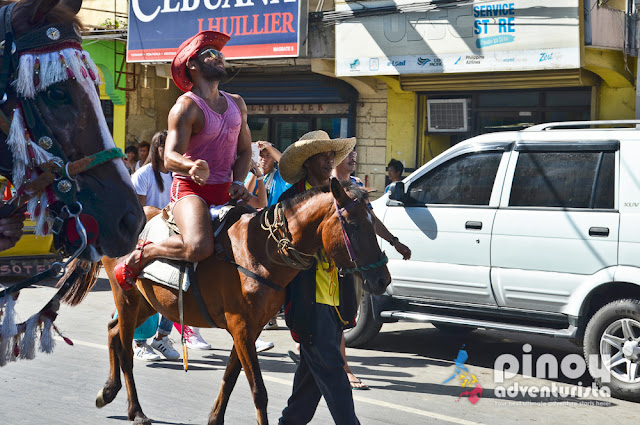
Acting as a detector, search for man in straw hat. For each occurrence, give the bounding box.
[276,130,363,424]
[114,30,252,288]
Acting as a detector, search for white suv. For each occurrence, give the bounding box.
[346,120,640,401]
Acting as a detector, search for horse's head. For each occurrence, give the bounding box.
[324,178,391,295]
[0,0,145,258]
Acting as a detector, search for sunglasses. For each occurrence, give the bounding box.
[197,48,224,60]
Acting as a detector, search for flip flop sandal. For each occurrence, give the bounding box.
[114,240,152,291]
[348,377,370,390]
[287,350,300,365]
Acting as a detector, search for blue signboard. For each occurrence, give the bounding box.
[127,0,301,62]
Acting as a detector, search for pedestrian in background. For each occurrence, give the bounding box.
[245,140,290,333]
[332,148,411,389]
[135,141,150,171]
[124,145,138,175]
[385,158,404,193]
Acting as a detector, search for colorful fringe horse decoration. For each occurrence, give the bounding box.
[0,0,145,366]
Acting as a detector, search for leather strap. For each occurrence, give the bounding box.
[223,257,282,292]
[188,266,218,328]
[178,263,185,343]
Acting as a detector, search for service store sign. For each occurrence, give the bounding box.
[335,0,580,76]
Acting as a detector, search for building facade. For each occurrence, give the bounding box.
[81,0,637,194]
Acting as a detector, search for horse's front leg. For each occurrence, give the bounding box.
[119,295,156,425]
[230,330,269,425]
[96,318,123,408]
[98,270,154,425]
[209,345,243,425]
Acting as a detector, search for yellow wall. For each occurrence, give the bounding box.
[113,105,127,150]
[385,86,417,170]
[584,48,636,120]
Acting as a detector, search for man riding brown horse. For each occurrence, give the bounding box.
[114,30,252,288]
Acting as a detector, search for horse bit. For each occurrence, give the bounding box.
[0,3,124,293]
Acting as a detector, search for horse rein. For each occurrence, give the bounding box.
[260,203,315,270]
[333,198,389,275]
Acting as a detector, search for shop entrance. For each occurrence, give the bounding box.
[248,110,350,152]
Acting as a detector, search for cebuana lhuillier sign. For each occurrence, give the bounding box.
[127,0,301,62]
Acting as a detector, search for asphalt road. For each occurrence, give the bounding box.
[0,273,637,425]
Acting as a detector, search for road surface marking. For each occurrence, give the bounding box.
[63,337,485,425]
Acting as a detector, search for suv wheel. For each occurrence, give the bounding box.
[433,323,477,334]
[583,299,640,401]
[344,276,382,348]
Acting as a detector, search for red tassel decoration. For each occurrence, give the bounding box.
[75,51,88,78]
[81,53,96,81]
[52,324,73,346]
[13,343,19,358]
[59,53,75,80]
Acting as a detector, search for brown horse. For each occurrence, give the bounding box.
[0,0,144,258]
[97,179,391,425]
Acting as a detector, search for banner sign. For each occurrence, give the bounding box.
[127,0,301,62]
[335,0,580,76]
[248,103,349,115]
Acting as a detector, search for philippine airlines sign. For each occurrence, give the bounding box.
[127,0,301,62]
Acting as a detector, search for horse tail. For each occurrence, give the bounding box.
[56,259,102,306]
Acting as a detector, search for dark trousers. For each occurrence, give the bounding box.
[279,304,360,425]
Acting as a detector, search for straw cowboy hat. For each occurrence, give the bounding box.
[279,130,356,184]
[171,30,230,92]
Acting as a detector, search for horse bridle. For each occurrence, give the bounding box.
[0,3,125,264]
[333,198,388,275]
[260,196,388,275]
[261,203,315,270]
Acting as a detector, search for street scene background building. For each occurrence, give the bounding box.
[79,0,636,194]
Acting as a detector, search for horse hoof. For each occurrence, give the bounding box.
[95,388,107,408]
[133,415,152,425]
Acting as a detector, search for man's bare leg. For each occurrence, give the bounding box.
[123,196,214,270]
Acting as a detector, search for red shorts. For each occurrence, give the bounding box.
[170,178,231,208]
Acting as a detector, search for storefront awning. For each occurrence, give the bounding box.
[400,69,597,92]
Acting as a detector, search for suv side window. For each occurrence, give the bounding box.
[509,151,614,209]
[407,152,503,206]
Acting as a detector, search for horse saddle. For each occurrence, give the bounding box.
[138,204,255,291]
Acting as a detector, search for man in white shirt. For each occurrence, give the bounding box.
[135,141,150,172]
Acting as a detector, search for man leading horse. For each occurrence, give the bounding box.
[276,131,410,425]
[115,31,252,287]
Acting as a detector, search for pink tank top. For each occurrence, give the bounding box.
[175,91,242,185]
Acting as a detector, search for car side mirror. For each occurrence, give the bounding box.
[388,181,405,202]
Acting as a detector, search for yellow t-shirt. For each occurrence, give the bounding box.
[315,250,340,306]
[304,181,340,306]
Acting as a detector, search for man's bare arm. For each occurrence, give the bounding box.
[229,95,252,201]
[231,95,252,183]
[164,97,209,185]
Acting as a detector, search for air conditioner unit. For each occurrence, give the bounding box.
[427,99,469,132]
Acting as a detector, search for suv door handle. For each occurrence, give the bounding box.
[589,227,610,237]
[465,221,483,230]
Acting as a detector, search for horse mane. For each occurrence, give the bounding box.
[281,181,369,210]
[56,259,101,306]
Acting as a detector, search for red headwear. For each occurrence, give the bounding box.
[170,31,230,92]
